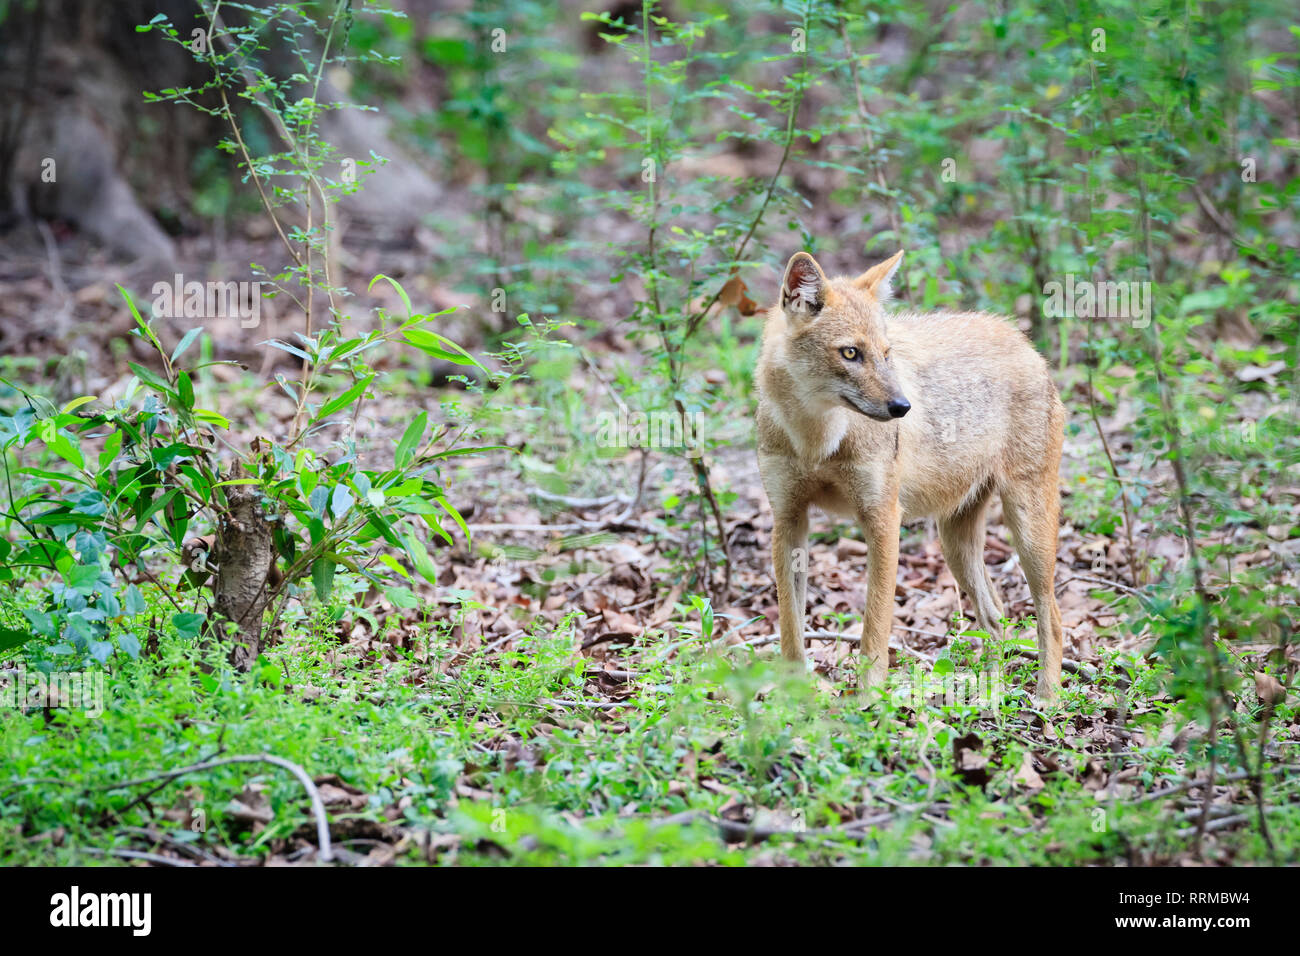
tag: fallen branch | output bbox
[1008,646,1096,681]
[1175,813,1251,839]
[482,629,526,654]
[79,846,198,867]
[468,519,679,541]
[1058,572,1142,597]
[656,808,894,843]
[529,489,631,511]
[467,522,589,533]
[734,630,933,665]
[1128,765,1297,805]
[118,826,237,868]
[102,753,333,863]
[541,697,627,711]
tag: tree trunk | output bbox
[211,473,276,670]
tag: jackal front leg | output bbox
[859,502,901,691]
[771,507,810,665]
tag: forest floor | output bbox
[1,200,1296,867]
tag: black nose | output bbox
[887,398,911,418]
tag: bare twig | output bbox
[79,846,198,867]
[1009,646,1095,680]
[655,808,894,843]
[1057,572,1141,597]
[102,753,333,863]
[1083,378,1143,587]
[118,826,237,867]
[529,489,630,511]
[481,629,526,654]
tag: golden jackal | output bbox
[756,251,1065,700]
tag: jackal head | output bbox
[777,250,910,422]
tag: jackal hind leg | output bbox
[999,477,1064,702]
[937,487,1005,641]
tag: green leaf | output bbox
[99,429,123,472]
[118,285,163,353]
[368,274,413,319]
[263,340,312,363]
[360,509,402,549]
[193,408,231,428]
[402,533,438,586]
[436,495,471,547]
[274,375,299,403]
[66,563,102,593]
[395,411,427,469]
[307,516,327,547]
[177,370,195,410]
[377,553,410,579]
[402,329,486,371]
[428,444,510,460]
[317,374,375,420]
[308,485,330,520]
[311,556,336,601]
[171,326,205,365]
[385,586,419,608]
[60,396,97,415]
[24,608,55,637]
[122,585,146,615]
[134,488,178,530]
[689,594,714,640]
[13,466,84,487]
[0,627,32,652]
[330,483,354,520]
[173,612,205,639]
[127,362,175,397]
[384,477,425,496]
[40,429,85,471]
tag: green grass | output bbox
[3,587,1293,866]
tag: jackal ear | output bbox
[853,250,904,300]
[781,252,826,318]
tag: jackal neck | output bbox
[761,364,851,462]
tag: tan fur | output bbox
[756,251,1066,700]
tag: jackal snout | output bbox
[837,355,909,421]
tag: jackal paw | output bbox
[779,651,808,672]
[1032,676,1060,706]
[858,665,889,697]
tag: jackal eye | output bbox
[839,346,860,361]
